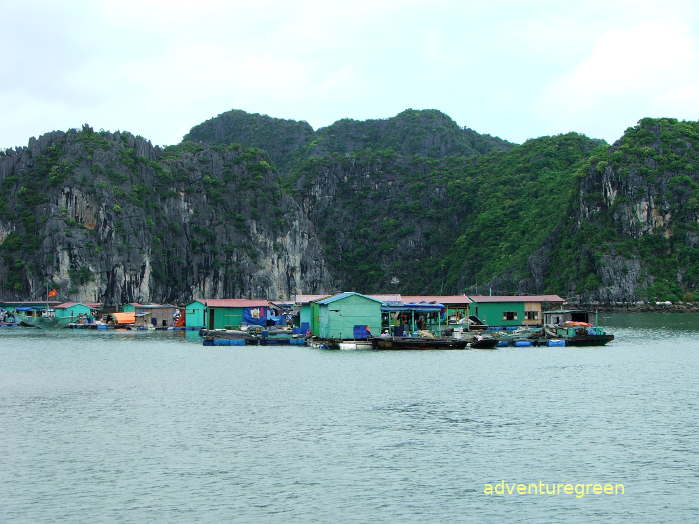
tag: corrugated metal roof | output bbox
[315,292,384,305]
[205,299,270,307]
[56,302,102,309]
[366,294,402,302]
[468,295,564,303]
[401,295,472,304]
[294,294,330,304]
[135,304,177,309]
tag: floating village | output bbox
[0,292,614,349]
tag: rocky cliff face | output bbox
[2,112,696,304]
[539,118,699,301]
[0,126,333,304]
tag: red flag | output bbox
[47,289,57,298]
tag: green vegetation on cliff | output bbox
[1,110,697,302]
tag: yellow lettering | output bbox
[494,480,505,495]
[593,483,602,494]
[615,483,625,495]
[484,484,493,495]
[528,483,539,495]
[563,484,573,495]
[517,484,527,494]
[574,484,585,499]
[603,484,614,494]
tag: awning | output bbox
[112,312,135,324]
[381,302,445,312]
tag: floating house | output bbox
[187,299,277,330]
[467,295,564,328]
[54,302,99,322]
[185,300,207,329]
[294,294,329,333]
[133,304,178,327]
[310,292,382,340]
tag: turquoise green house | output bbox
[311,292,382,340]
[468,295,564,328]
[185,300,207,328]
[191,299,273,330]
[54,302,93,321]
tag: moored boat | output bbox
[543,310,614,346]
[369,336,467,350]
[15,309,72,328]
[468,336,499,349]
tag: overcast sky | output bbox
[2,0,698,149]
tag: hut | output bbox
[185,300,207,329]
[133,304,178,328]
[199,299,276,330]
[311,292,382,340]
[294,294,329,333]
[54,302,94,323]
[467,295,564,328]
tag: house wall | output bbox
[523,302,543,325]
[55,304,92,319]
[208,307,244,329]
[299,304,311,328]
[320,294,382,339]
[311,303,321,336]
[185,301,206,328]
[137,306,177,327]
[471,302,525,327]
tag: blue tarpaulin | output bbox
[243,306,267,326]
[353,325,371,339]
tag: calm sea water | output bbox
[1,313,698,523]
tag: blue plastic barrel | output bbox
[514,340,533,347]
[213,339,245,346]
[496,340,509,347]
[547,339,566,347]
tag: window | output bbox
[503,311,517,321]
[525,311,538,320]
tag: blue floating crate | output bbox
[96,324,108,330]
[547,339,566,347]
[514,340,533,347]
[496,340,509,347]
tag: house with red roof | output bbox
[467,295,564,328]
[185,298,277,330]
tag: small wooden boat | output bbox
[369,336,467,350]
[543,310,614,346]
[468,337,499,349]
